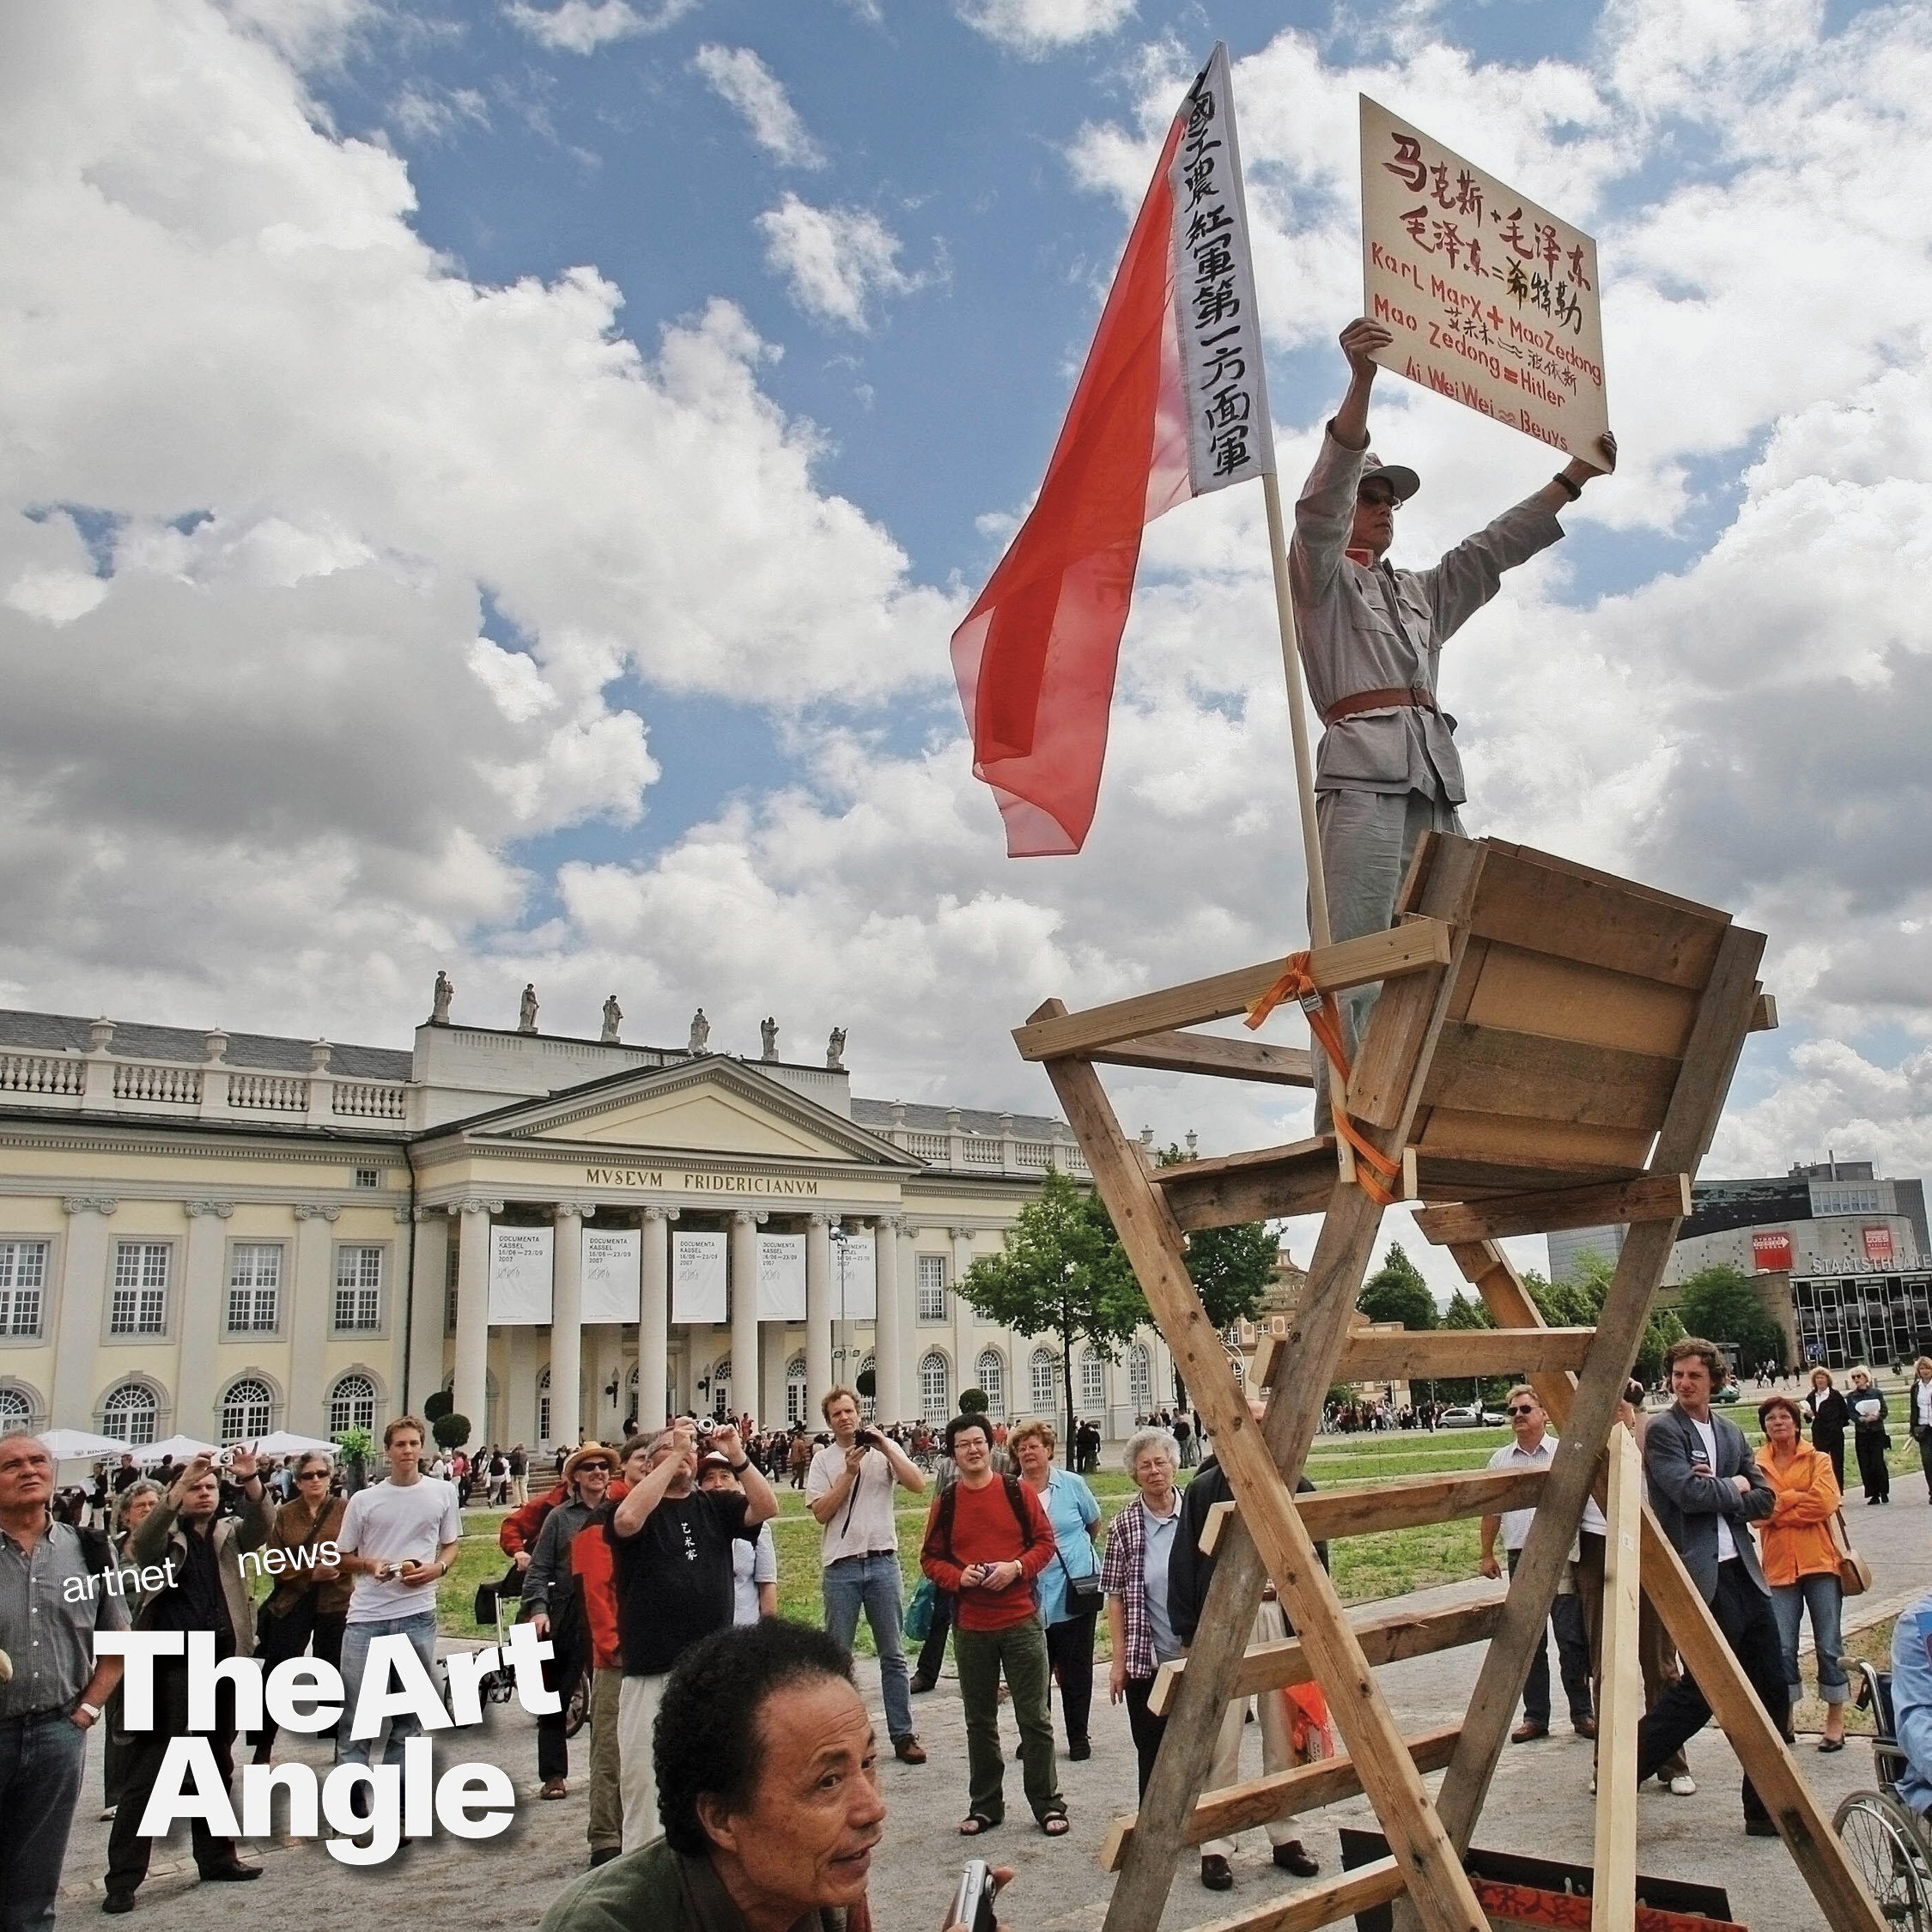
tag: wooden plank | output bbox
[1199,1467,1547,1558]
[1089,1029,1315,1087]
[1419,1023,1680,1132]
[1752,990,1777,1032]
[1013,919,1453,1062]
[1467,844,1728,990]
[1337,1327,1595,1383]
[1461,942,1698,1059]
[1413,1173,1692,1247]
[1150,1595,1506,1716]
[1182,1858,1406,1932]
[1431,920,1766,1859]
[1414,1104,1654,1178]
[1590,1429,1643,1932]
[1101,1725,1462,1868]
[1153,1138,1340,1231]
[1492,837,1734,925]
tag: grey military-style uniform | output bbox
[1288,426,1564,1114]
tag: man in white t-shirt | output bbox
[334,1415,463,1770]
[806,1386,928,1764]
[1478,1384,1607,1743]
[696,1453,776,1623]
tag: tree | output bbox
[1674,1265,1785,1375]
[1182,1219,1279,1330]
[432,1411,471,1451]
[423,1388,453,1425]
[958,1387,990,1416]
[1358,1242,1437,1331]
[956,1169,1145,1465]
[1436,1289,1496,1404]
[1538,1252,1685,1388]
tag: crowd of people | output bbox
[11,1346,1932,1929]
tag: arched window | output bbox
[1030,1346,1060,1415]
[329,1373,378,1439]
[919,1352,950,1425]
[1079,1352,1105,1413]
[858,1352,876,1421]
[786,1354,808,1426]
[975,1349,1005,1420]
[1128,1342,1152,1413]
[0,1385,32,1431]
[709,1356,730,1420]
[537,1365,551,1444]
[220,1377,273,1442]
[103,1382,159,1447]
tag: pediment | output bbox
[538,1086,853,1160]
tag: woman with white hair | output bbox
[1847,1366,1890,1504]
[1100,1427,1184,1795]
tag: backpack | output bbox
[928,1473,1039,1568]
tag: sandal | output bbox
[1041,1809,1071,1837]
[540,1779,569,1799]
[960,1813,1000,1837]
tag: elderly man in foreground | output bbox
[538,1619,1011,1932]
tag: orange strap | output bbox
[1242,952,1402,1209]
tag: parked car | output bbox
[1440,1404,1506,1429]
[1713,1381,1741,1404]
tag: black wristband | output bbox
[728,1460,750,1474]
[1552,471,1583,501]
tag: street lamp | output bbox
[829,1221,852,1402]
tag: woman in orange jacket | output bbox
[1755,1394,1848,1748]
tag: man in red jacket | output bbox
[501,1476,570,1571]
[920,1413,1067,1839]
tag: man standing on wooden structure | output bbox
[1291,314,1615,1118]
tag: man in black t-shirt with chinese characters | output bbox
[606,1419,777,1852]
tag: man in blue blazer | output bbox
[1634,1337,1790,1834]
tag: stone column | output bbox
[451,1199,501,1449]
[805,1213,835,1414]
[406,1206,450,1417]
[52,1198,117,1431]
[550,1204,586,1448]
[760,1315,788,1428]
[177,1201,233,1439]
[289,1205,340,1437]
[639,1206,675,1434]
[951,1227,977,1412]
[872,1216,903,1424]
[729,1209,763,1430]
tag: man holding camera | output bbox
[807,1388,928,1766]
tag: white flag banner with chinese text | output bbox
[1167,42,1274,500]
[581,1228,641,1324]
[756,1234,806,1322]
[832,1234,877,1322]
[671,1231,728,1325]
[1359,96,1609,463]
[488,1226,554,1327]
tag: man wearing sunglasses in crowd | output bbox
[1477,1385,1607,1744]
[1290,316,1615,1126]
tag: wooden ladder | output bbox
[1015,832,1885,1932]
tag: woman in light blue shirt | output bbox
[1014,1419,1101,1759]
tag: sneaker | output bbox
[1670,1774,1698,1796]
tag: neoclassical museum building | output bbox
[0,993,1176,1453]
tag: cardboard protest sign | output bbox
[1359,96,1610,465]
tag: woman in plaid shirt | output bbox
[1102,1427,1185,1794]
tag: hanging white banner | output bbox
[832,1234,877,1322]
[488,1226,554,1326]
[757,1234,806,1321]
[672,1231,728,1324]
[582,1228,641,1324]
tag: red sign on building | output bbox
[1751,1230,1794,1273]
[1863,1224,1896,1264]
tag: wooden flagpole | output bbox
[1261,467,1332,947]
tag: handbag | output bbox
[902,1577,938,1642]
[1056,1546,1103,1617]
[1827,1510,1872,1596]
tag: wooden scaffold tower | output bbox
[1016,832,1888,1932]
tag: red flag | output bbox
[951,44,1273,856]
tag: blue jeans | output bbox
[0,1711,87,1932]
[1771,1573,1848,1705]
[336,1610,441,1766]
[822,1554,914,1744]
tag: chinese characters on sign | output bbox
[1171,44,1274,494]
[1359,96,1610,464]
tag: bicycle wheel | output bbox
[562,1668,592,1738]
[1835,1790,1932,1929]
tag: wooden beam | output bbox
[1590,1429,1643,1932]
[1413,1173,1692,1247]
[1087,1029,1315,1087]
[1198,1467,1546,1555]
[1336,1327,1595,1383]
[1419,1022,1680,1132]
[1013,918,1453,1062]
[1752,989,1777,1031]
[1182,1858,1406,1932]
[1101,1724,1461,1868]
[1149,1595,1505,1716]
[1151,1137,1338,1231]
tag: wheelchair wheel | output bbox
[1835,1789,1932,1929]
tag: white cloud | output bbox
[504,0,697,55]
[955,0,1136,56]
[756,194,935,331]
[694,45,826,169]
[390,82,489,143]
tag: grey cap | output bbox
[1360,453,1420,500]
